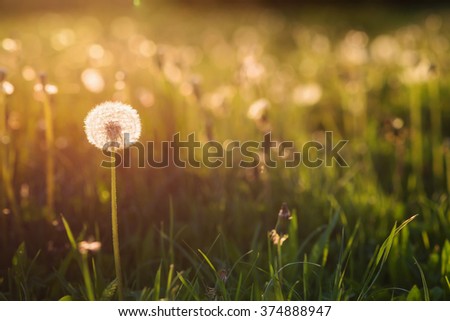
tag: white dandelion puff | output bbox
[84,101,141,150]
[1,81,14,95]
[247,98,270,121]
[292,83,322,107]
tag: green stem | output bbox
[42,95,55,222]
[428,79,443,187]
[277,241,283,283]
[169,196,174,265]
[111,151,123,300]
[446,149,450,197]
[276,241,285,300]
[81,253,95,301]
[0,88,22,239]
[409,84,423,192]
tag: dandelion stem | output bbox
[42,94,55,222]
[428,79,443,188]
[276,241,283,286]
[0,85,22,238]
[408,84,423,192]
[169,196,175,265]
[110,150,123,300]
[445,148,450,197]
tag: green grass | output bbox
[0,2,450,300]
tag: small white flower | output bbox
[84,101,141,150]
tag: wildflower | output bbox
[269,202,292,246]
[84,101,141,150]
[78,240,102,255]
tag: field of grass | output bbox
[0,1,450,300]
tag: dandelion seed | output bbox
[84,101,141,150]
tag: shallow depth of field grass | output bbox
[0,1,450,300]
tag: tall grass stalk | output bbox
[428,79,443,188]
[445,145,450,197]
[408,84,423,192]
[40,79,56,222]
[110,150,123,300]
[80,252,95,301]
[0,75,22,238]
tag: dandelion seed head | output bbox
[84,101,141,150]
[370,35,400,64]
[22,66,36,81]
[292,83,322,107]
[2,81,14,95]
[392,118,404,130]
[401,59,433,84]
[247,98,270,121]
[2,38,19,52]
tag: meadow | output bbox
[0,2,449,300]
